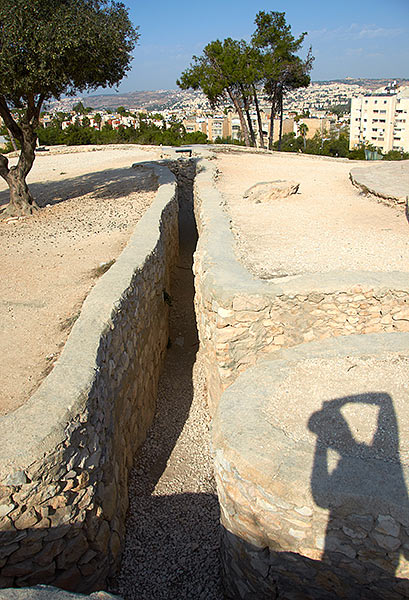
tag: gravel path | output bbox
[109,186,223,600]
[216,152,409,279]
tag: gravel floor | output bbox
[109,189,224,600]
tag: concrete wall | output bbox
[0,164,179,593]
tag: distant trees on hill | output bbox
[36,120,207,148]
[272,130,409,160]
[177,10,313,150]
[0,0,138,217]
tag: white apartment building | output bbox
[349,85,409,153]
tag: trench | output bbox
[109,160,224,600]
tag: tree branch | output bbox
[33,94,45,127]
[0,96,24,144]
[0,153,10,182]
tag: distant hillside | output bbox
[50,78,409,113]
[51,89,204,112]
[314,77,409,90]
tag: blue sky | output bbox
[114,0,409,91]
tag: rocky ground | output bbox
[0,145,160,415]
[216,153,409,279]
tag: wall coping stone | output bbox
[0,163,176,481]
[213,331,409,519]
[195,158,409,304]
[0,584,121,599]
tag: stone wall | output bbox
[193,158,409,411]
[193,155,409,598]
[213,333,409,600]
[0,164,179,593]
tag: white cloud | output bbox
[357,25,403,38]
[310,23,404,41]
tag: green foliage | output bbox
[51,111,71,128]
[64,123,94,145]
[73,101,86,115]
[320,132,350,157]
[252,12,313,101]
[214,136,246,146]
[347,147,366,160]
[382,150,409,161]
[273,130,370,160]
[0,0,139,105]
[328,101,351,117]
[178,38,251,108]
[36,120,208,148]
[0,0,139,214]
[252,11,313,148]
[37,124,65,146]
[273,132,303,152]
[183,131,208,144]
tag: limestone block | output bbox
[16,561,56,587]
[243,180,300,203]
[392,308,409,321]
[56,532,88,569]
[375,515,400,537]
[14,508,40,530]
[34,538,65,567]
[7,541,43,564]
[373,531,401,551]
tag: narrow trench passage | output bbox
[109,164,224,600]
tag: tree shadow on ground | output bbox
[0,164,157,209]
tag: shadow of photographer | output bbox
[308,392,409,595]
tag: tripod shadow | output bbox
[308,393,409,596]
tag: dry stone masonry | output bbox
[1,147,408,599]
[192,153,409,598]
[193,158,409,410]
[0,163,179,593]
[213,334,409,600]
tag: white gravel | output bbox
[109,189,223,600]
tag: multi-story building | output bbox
[349,84,409,153]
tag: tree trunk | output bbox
[6,170,38,216]
[240,84,256,147]
[0,126,39,217]
[278,90,284,152]
[228,89,251,147]
[6,128,18,151]
[268,84,277,150]
[253,84,265,149]
[245,106,256,147]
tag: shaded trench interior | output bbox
[108,158,409,600]
[108,159,223,599]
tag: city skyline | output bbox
[111,0,409,92]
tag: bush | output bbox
[34,119,209,148]
[382,150,409,161]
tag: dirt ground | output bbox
[0,144,160,416]
[216,152,409,279]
